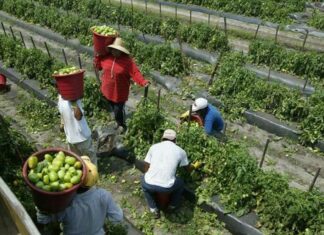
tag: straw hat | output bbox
[81,156,99,188]
[162,129,177,140]
[108,37,130,55]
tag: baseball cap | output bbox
[192,98,208,112]
[162,129,176,140]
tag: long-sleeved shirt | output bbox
[94,54,148,103]
[37,187,123,235]
[204,104,224,135]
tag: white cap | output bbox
[192,98,208,112]
[162,129,176,140]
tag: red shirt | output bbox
[94,54,148,103]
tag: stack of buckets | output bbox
[52,27,117,100]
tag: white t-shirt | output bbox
[58,95,91,144]
[144,141,189,188]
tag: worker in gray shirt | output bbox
[36,156,123,235]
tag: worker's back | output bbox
[144,141,188,188]
[58,187,123,235]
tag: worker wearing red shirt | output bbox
[94,37,149,131]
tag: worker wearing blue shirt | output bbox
[36,156,123,235]
[192,98,224,135]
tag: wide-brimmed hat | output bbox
[81,156,99,187]
[192,98,208,112]
[162,129,177,140]
[108,37,130,55]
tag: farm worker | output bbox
[36,156,123,235]
[93,37,150,132]
[191,97,224,136]
[141,129,201,219]
[58,95,97,166]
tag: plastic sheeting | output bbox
[245,64,315,95]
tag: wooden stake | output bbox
[223,122,227,135]
[144,85,149,99]
[159,3,162,18]
[175,5,177,19]
[9,26,15,40]
[189,10,192,24]
[30,36,36,48]
[157,89,161,112]
[223,17,227,36]
[308,168,321,192]
[44,42,51,57]
[62,48,68,65]
[275,25,279,43]
[302,29,309,50]
[208,14,210,25]
[254,24,260,39]
[78,54,82,69]
[208,52,222,85]
[187,105,192,130]
[302,75,309,92]
[1,22,7,36]
[259,139,270,168]
[145,0,147,13]
[19,31,26,48]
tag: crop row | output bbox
[249,40,324,86]
[1,0,188,77]
[211,52,324,145]
[124,100,324,235]
[161,0,312,26]
[30,0,230,52]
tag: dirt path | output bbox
[106,0,324,52]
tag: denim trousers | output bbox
[141,176,184,209]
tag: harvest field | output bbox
[0,0,323,234]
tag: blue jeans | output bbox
[141,176,184,210]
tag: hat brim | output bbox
[108,45,130,55]
[192,105,199,112]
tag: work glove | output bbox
[192,161,203,170]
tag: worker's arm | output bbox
[36,207,65,224]
[71,101,83,121]
[105,191,124,223]
[93,55,103,71]
[204,114,214,135]
[142,147,153,173]
[128,58,149,87]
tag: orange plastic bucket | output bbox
[53,70,85,101]
[155,192,171,210]
[190,114,204,126]
[22,148,87,213]
[92,31,116,56]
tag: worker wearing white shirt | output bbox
[141,129,197,219]
[58,95,97,165]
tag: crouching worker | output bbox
[58,95,97,166]
[190,98,224,137]
[36,156,123,235]
[141,129,200,219]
